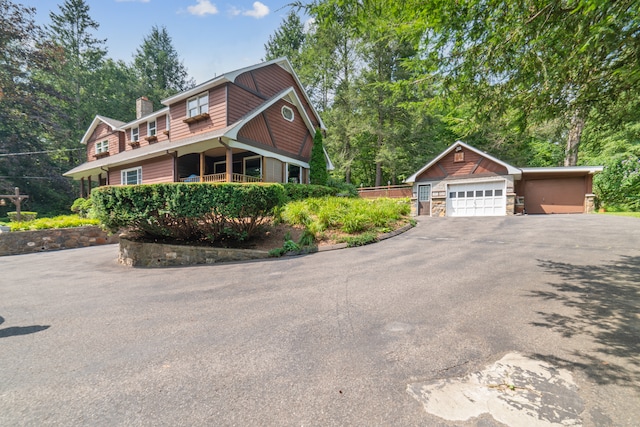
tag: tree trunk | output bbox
[564,111,585,166]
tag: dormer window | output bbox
[187,92,208,118]
[282,105,294,122]
[148,119,156,136]
[95,140,109,154]
[132,126,139,142]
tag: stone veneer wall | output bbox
[431,197,446,217]
[0,226,118,256]
[585,194,596,213]
[119,238,270,267]
[506,193,516,215]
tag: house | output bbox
[405,141,603,217]
[64,58,332,195]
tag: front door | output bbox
[418,184,431,216]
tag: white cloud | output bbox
[187,0,219,16]
[242,2,269,19]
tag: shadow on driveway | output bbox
[0,315,50,338]
[528,255,640,390]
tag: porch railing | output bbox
[179,173,263,183]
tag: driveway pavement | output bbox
[1,215,639,426]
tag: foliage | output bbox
[0,0,75,216]
[280,196,411,239]
[268,238,303,257]
[264,10,306,65]
[7,211,38,222]
[281,183,338,201]
[594,154,640,211]
[133,25,195,109]
[9,214,99,231]
[70,197,94,218]
[325,177,358,197]
[338,231,378,247]
[310,128,329,185]
[92,183,286,243]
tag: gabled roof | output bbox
[65,125,235,179]
[225,87,315,139]
[160,57,325,130]
[120,107,169,129]
[80,115,126,145]
[405,140,522,183]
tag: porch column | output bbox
[199,152,205,183]
[87,175,92,195]
[80,178,85,198]
[226,146,233,183]
[98,173,102,188]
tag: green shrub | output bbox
[279,196,411,243]
[91,183,286,243]
[9,215,100,231]
[326,177,359,197]
[281,183,338,201]
[310,128,328,185]
[594,154,640,211]
[7,211,37,222]
[70,197,94,218]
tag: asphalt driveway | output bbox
[1,215,639,426]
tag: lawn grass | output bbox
[280,196,412,246]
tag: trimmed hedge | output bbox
[281,183,339,201]
[92,183,286,242]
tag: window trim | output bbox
[121,166,142,185]
[148,119,156,136]
[187,92,209,118]
[95,140,109,154]
[281,105,295,122]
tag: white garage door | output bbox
[447,181,506,217]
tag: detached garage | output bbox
[406,141,602,217]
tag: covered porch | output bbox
[175,142,307,184]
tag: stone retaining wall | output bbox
[0,226,118,256]
[119,238,270,267]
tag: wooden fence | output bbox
[357,185,413,199]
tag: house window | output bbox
[95,140,109,154]
[454,151,464,162]
[131,127,139,142]
[287,163,301,183]
[148,119,156,136]
[418,185,430,201]
[121,167,142,185]
[187,92,208,118]
[282,105,294,122]
[244,156,262,178]
[166,114,170,130]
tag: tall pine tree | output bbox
[133,25,195,109]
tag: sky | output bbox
[20,0,302,84]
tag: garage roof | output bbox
[405,141,522,183]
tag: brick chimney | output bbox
[136,96,153,119]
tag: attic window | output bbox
[95,140,108,154]
[282,105,294,122]
[187,92,208,118]
[454,151,464,162]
